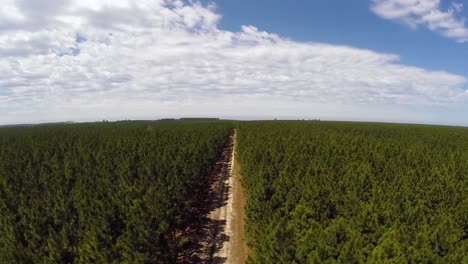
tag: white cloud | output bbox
[371,0,468,42]
[0,0,467,125]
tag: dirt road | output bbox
[185,129,247,263]
[178,130,248,264]
[226,131,249,263]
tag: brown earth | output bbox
[179,129,247,264]
[228,132,249,263]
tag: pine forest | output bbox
[1,120,467,263]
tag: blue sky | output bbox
[208,0,468,77]
[0,0,467,126]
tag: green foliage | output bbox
[0,121,233,263]
[237,121,468,263]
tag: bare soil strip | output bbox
[180,129,246,263]
[227,131,249,263]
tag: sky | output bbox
[0,0,467,126]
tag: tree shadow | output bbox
[178,132,235,263]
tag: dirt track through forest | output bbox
[178,130,248,264]
[186,129,247,263]
[227,131,249,263]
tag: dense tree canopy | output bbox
[0,121,233,263]
[2,120,467,263]
[237,121,468,263]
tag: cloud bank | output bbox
[0,0,467,124]
[371,0,468,42]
